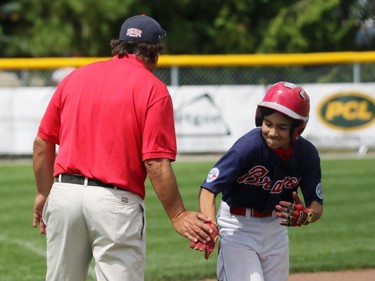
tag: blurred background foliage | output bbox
[0,0,374,57]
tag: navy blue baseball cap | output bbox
[119,14,166,44]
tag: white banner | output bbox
[0,83,374,155]
[302,83,375,149]
[169,85,265,152]
[0,87,54,154]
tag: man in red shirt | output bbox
[33,14,212,281]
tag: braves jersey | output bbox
[202,128,323,211]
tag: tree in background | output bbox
[355,0,375,50]
[0,1,21,56]
[0,0,373,57]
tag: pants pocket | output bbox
[138,202,146,240]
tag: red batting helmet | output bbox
[255,81,310,140]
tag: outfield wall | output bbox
[0,83,374,155]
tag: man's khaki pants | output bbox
[42,181,146,281]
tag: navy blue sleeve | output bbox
[201,148,243,195]
[298,140,324,207]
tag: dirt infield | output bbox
[199,268,375,281]
[288,269,375,281]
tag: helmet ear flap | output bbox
[290,120,306,141]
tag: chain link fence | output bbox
[0,55,375,87]
[155,63,375,86]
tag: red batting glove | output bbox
[276,192,313,227]
[190,222,219,259]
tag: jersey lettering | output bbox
[237,165,300,194]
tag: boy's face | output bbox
[262,111,293,150]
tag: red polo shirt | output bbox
[38,55,176,199]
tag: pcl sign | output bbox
[318,92,375,131]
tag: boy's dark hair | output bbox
[258,107,303,137]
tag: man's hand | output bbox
[171,210,213,243]
[33,193,47,234]
[276,191,313,227]
[190,221,219,259]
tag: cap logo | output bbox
[126,28,142,38]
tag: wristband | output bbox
[304,209,313,225]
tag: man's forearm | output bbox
[145,158,186,219]
[33,136,55,196]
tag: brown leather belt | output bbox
[229,207,273,218]
[55,174,116,189]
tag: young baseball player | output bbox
[191,81,324,281]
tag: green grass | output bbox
[288,158,375,273]
[0,157,375,280]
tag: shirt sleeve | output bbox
[201,148,243,195]
[37,86,62,144]
[142,95,177,161]
[299,146,324,207]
